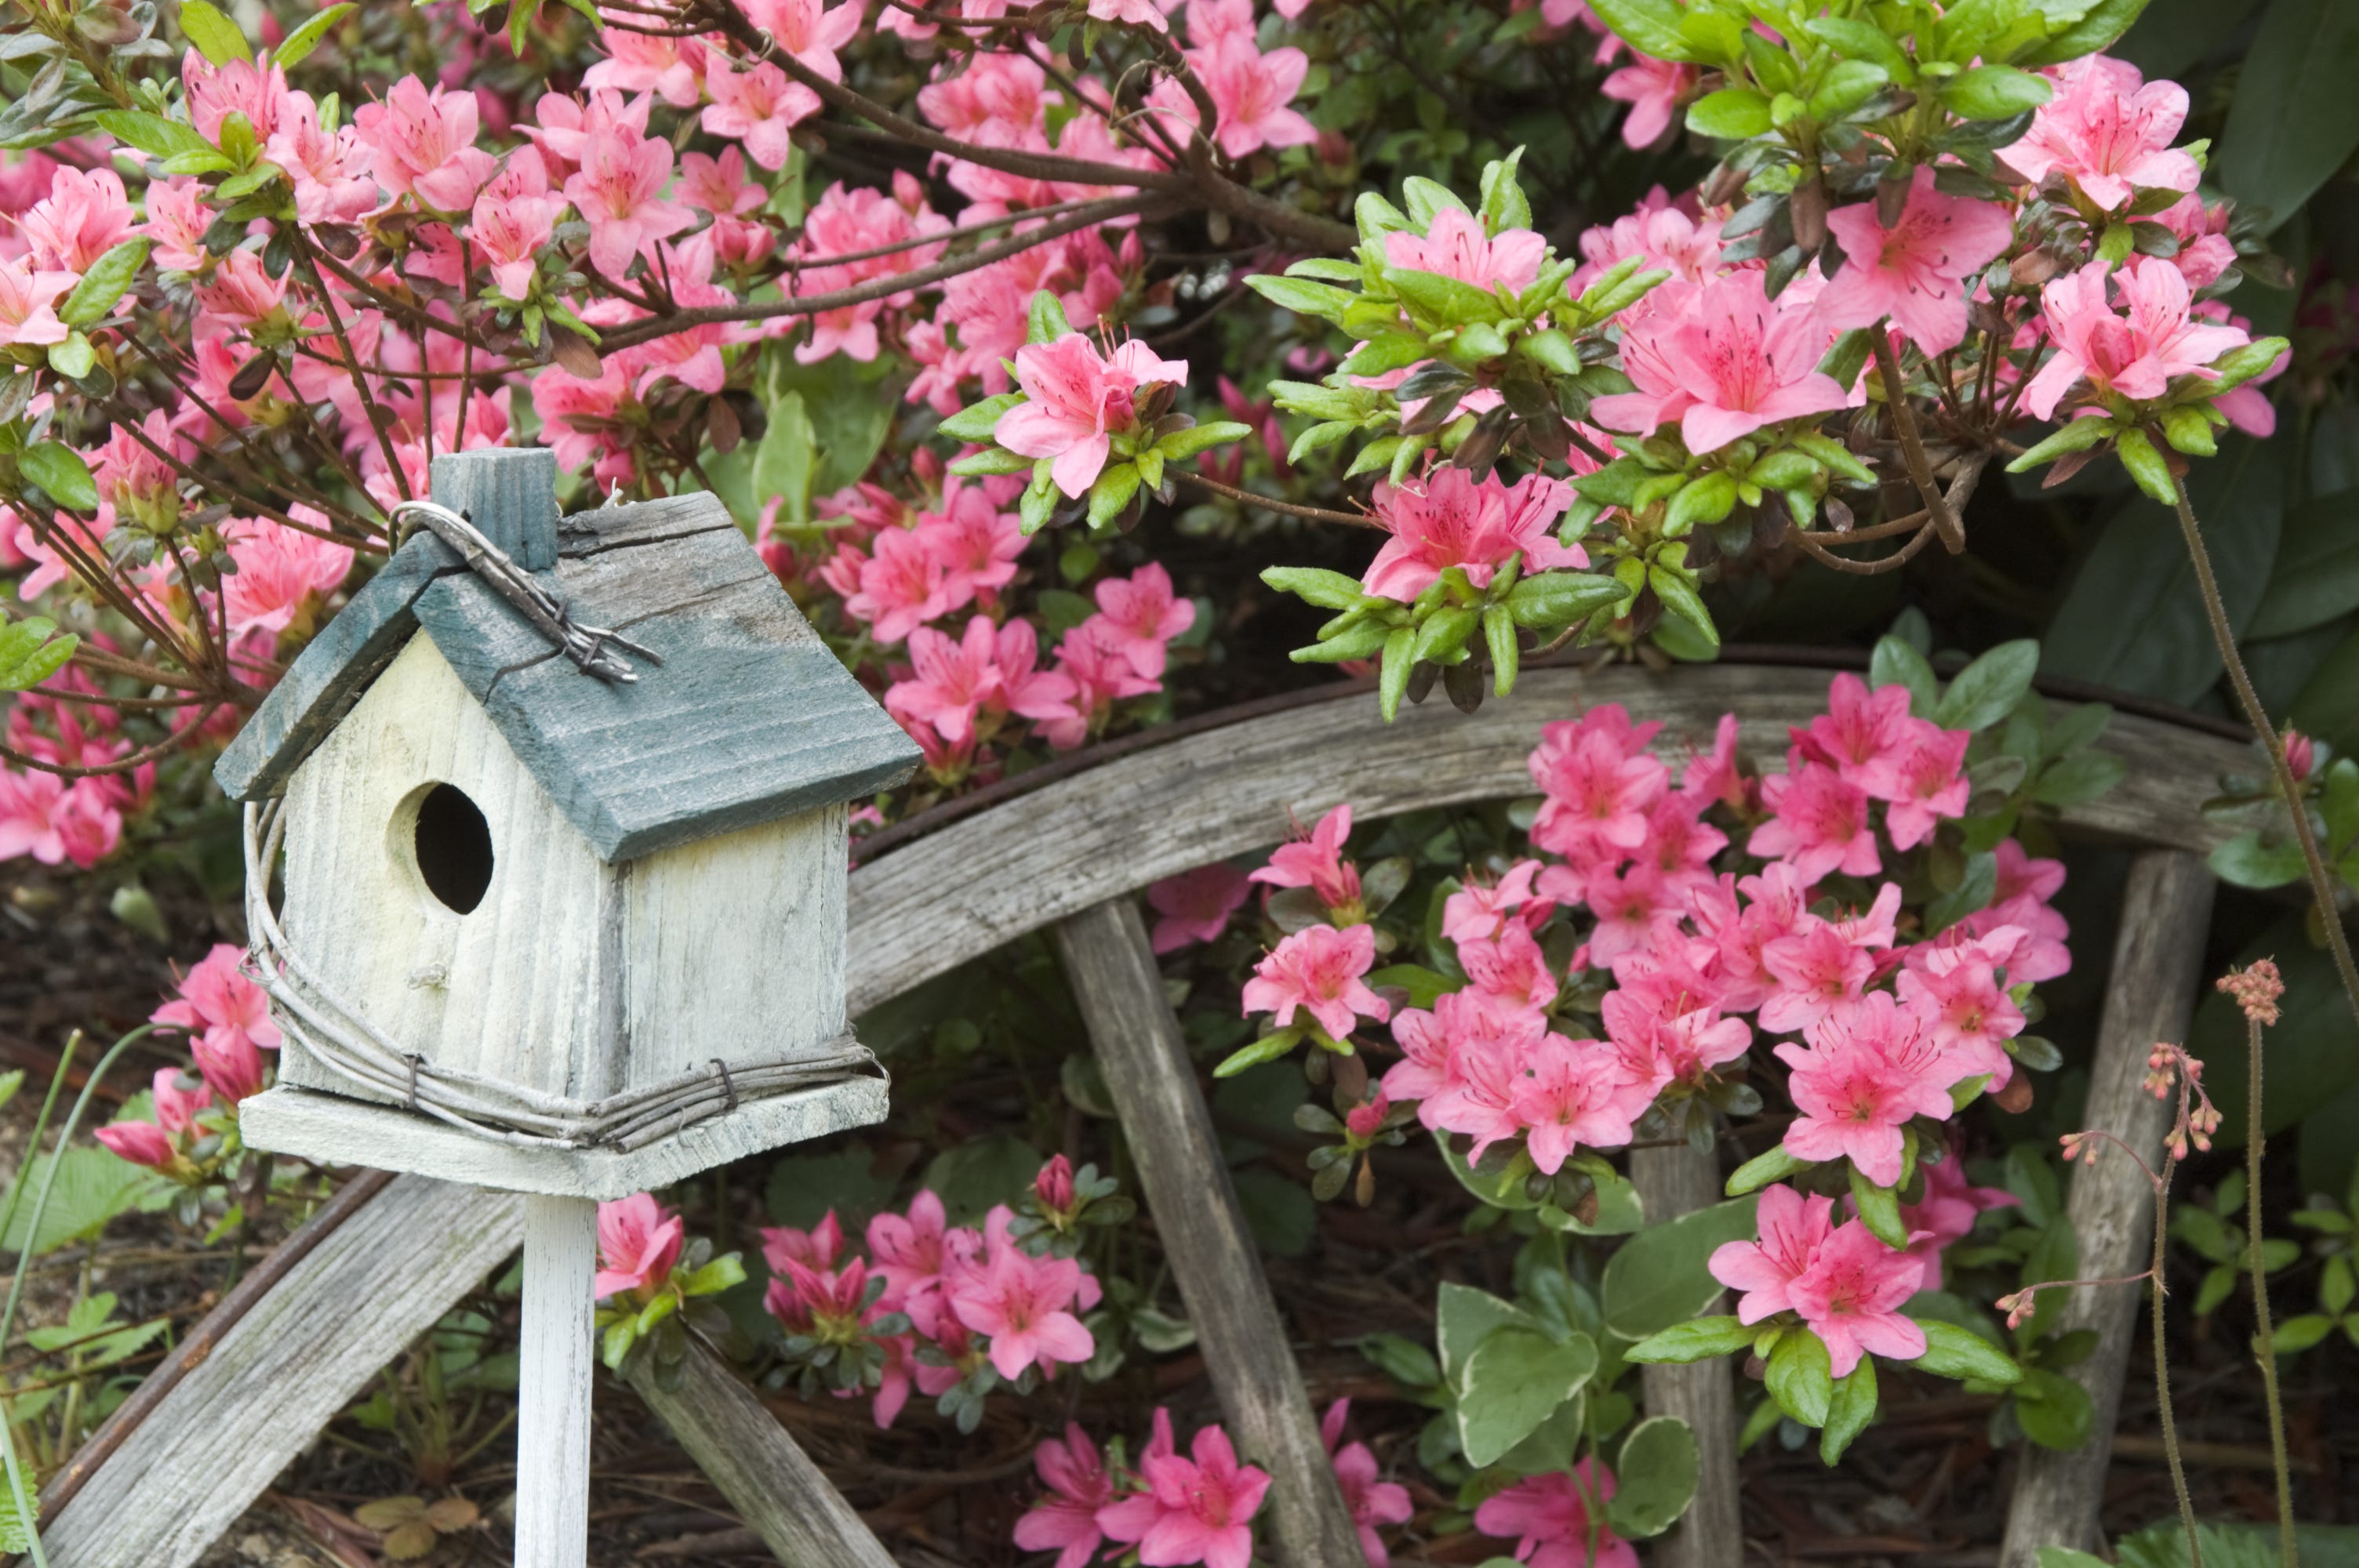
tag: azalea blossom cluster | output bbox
[1229,669,2073,1385]
[756,1156,1107,1430]
[96,942,280,1178]
[1016,1399,1409,1568]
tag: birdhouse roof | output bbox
[215,481,919,863]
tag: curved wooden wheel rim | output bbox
[39,662,2258,1567]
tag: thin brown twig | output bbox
[1174,470,1379,528]
[1874,328,1965,554]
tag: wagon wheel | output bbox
[32,661,2252,1568]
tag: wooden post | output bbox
[628,1341,902,1568]
[1999,851,2215,1566]
[1628,1141,1741,1568]
[516,1195,599,1568]
[1052,899,1369,1568]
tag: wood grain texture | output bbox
[276,634,615,1102]
[38,1175,523,1568]
[241,1077,890,1202]
[212,530,464,804]
[431,448,559,571]
[1052,900,1368,1568]
[1998,851,2215,1567]
[1628,1141,1739,1568]
[516,1196,598,1568]
[847,664,2252,1015]
[627,1342,901,1568]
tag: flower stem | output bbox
[2152,1150,2201,1568]
[2243,1014,2297,1567]
[2172,473,2359,1036]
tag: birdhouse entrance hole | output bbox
[408,782,494,915]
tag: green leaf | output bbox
[1939,64,2052,119]
[1804,16,1911,76]
[1648,564,1719,648]
[179,0,252,63]
[1820,1359,1877,1463]
[1869,633,1939,716]
[2114,427,2176,506]
[765,1144,899,1232]
[1436,1282,1543,1383]
[1686,87,1773,139]
[921,1133,1043,1227]
[2005,416,2116,474]
[1934,638,2040,731]
[1505,570,1627,630]
[1913,1318,2024,1384]
[1215,1032,1300,1077]
[1585,0,1697,59]
[751,390,815,524]
[2207,831,2306,889]
[19,441,97,511]
[947,448,1036,478]
[1087,461,1142,528]
[92,110,216,162]
[1381,267,1504,328]
[1155,421,1253,461]
[2214,0,2359,232]
[1457,1328,1598,1467]
[0,1472,36,1552]
[1623,1315,1756,1364]
[3,1146,164,1255]
[1378,626,1413,721]
[2030,750,2125,806]
[1727,1145,1812,1196]
[1026,289,1073,344]
[45,334,93,380]
[1808,59,1891,120]
[1399,176,1470,229]
[2020,0,2150,66]
[2012,1365,2097,1450]
[1850,1164,1908,1250]
[2248,490,2359,638]
[273,2,355,68]
[1765,1328,1834,1426]
[1607,1417,1699,1537]
[1263,566,1370,611]
[1600,1196,1761,1339]
[939,391,1026,444]
[1245,274,1358,323]
[0,611,77,691]
[59,238,148,328]
[763,350,897,498]
[1478,147,1533,236]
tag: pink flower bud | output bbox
[1345,1094,1390,1142]
[2284,729,2315,782]
[1034,1154,1076,1215]
[96,1120,176,1171]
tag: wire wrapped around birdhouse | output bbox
[240,799,881,1149]
[388,499,662,685]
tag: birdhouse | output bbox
[222,448,921,1201]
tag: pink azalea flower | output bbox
[1895,1148,2019,1291]
[1787,1218,1928,1377]
[1776,993,1960,1186]
[1384,206,1549,294]
[563,114,696,279]
[1459,920,1560,1022]
[153,1066,212,1135]
[1249,802,1361,910]
[1241,923,1389,1041]
[1088,563,1194,680]
[1758,919,1874,1036]
[1997,55,2198,212]
[1090,0,1172,26]
[1602,53,1693,149]
[583,27,707,107]
[1798,672,1921,795]
[1441,859,1547,945]
[191,1028,266,1104]
[1895,933,2026,1087]
[739,0,863,82]
[1509,1033,1656,1173]
[0,256,77,349]
[1710,1181,1837,1323]
[1474,1461,1638,1568]
[140,176,213,273]
[1594,270,1850,454]
[1528,704,1668,867]
[996,334,1190,499]
[1582,861,1684,966]
[1155,34,1316,160]
[1817,169,2014,355]
[20,167,135,274]
[181,48,291,142]
[1576,191,1722,291]
[700,58,823,171]
[1322,1400,1412,1568]
[1147,862,1253,953]
[1749,760,1880,884]
[867,1189,959,1337]
[221,509,354,639]
[354,75,497,212]
[1016,1425,1116,1568]
[152,942,281,1062]
[947,1211,1096,1378]
[846,524,955,644]
[886,615,1011,746]
[2022,256,2249,421]
[96,1120,176,1171]
[2154,194,2238,292]
[594,1193,685,1300]
[1964,839,2070,982]
[1098,1419,1271,1568]
[765,1210,846,1273]
[0,768,121,869]
[1879,724,1971,850]
[470,149,568,300]
[264,99,378,227]
[1361,468,1583,604]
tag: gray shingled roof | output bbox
[215,473,919,863]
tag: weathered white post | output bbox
[216,448,919,1563]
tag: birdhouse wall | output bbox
[278,633,616,1103]
[276,632,852,1109]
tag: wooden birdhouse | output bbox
[222,448,921,1201]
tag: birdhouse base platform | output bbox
[240,1076,890,1201]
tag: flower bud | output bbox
[2284,728,2314,782]
[1034,1153,1076,1216]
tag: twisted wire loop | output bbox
[242,800,881,1151]
[388,499,663,684]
